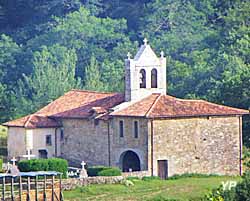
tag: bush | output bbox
[142,176,161,181]
[87,166,110,176]
[97,167,121,176]
[203,172,250,201]
[18,158,68,178]
[0,158,3,170]
[235,171,250,200]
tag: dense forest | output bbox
[0,0,249,144]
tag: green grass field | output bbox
[63,176,241,201]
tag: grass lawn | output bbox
[63,176,241,201]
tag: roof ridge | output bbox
[145,94,162,118]
[70,89,121,95]
[24,115,33,128]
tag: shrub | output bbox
[97,167,121,176]
[235,171,250,200]
[87,166,110,176]
[142,176,160,181]
[0,158,3,170]
[203,172,250,201]
[18,158,68,178]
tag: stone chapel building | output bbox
[4,39,249,178]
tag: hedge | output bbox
[18,158,68,178]
[97,167,121,176]
[87,166,121,177]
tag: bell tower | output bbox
[125,39,167,102]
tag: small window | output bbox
[151,68,158,88]
[119,120,124,137]
[60,128,64,141]
[134,121,139,138]
[139,69,146,88]
[46,135,52,146]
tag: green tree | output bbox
[14,45,80,117]
[84,56,104,91]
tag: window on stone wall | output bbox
[46,135,52,146]
[119,120,124,137]
[134,121,139,138]
[60,128,64,141]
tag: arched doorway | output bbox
[120,150,141,172]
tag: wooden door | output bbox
[158,160,168,179]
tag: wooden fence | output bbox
[0,171,63,201]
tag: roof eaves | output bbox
[150,113,247,119]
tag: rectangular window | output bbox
[134,121,139,138]
[46,135,52,146]
[60,128,64,141]
[119,120,124,137]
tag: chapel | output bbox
[4,39,248,178]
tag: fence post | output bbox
[11,177,14,201]
[59,174,63,201]
[2,177,5,201]
[35,176,38,201]
[19,176,23,201]
[52,175,55,201]
[43,175,47,201]
[27,177,31,201]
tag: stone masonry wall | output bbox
[110,117,149,171]
[62,176,124,190]
[151,116,241,176]
[61,119,109,166]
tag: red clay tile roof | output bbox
[37,90,124,118]
[110,94,249,118]
[3,114,61,129]
[4,90,249,128]
[4,90,124,128]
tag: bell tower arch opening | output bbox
[151,68,158,88]
[139,69,146,88]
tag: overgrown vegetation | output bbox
[0,1,249,146]
[18,158,68,178]
[203,172,250,201]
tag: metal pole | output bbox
[11,177,14,201]
[19,176,23,201]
